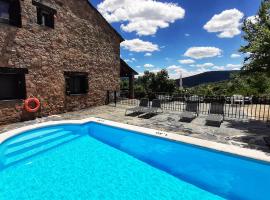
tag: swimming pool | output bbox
[0,118,270,200]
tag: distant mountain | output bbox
[176,70,239,88]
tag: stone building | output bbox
[0,0,130,125]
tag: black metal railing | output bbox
[113,91,270,121]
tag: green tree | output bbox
[134,84,146,98]
[135,70,176,97]
[152,70,176,93]
[120,78,129,90]
[136,71,155,94]
[240,0,270,75]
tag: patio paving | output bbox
[1,105,270,154]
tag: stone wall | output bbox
[0,0,122,125]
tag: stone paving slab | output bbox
[0,105,270,153]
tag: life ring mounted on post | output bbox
[24,97,41,113]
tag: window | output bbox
[33,0,56,28]
[65,72,89,95]
[0,0,22,27]
[37,7,54,28]
[0,1,9,22]
[0,68,28,101]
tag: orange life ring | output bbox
[24,98,41,113]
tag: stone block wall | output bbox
[0,0,122,125]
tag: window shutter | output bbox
[0,72,26,100]
[9,0,22,27]
[37,7,42,25]
[36,8,54,28]
[64,73,89,95]
[48,13,54,28]
[17,73,26,99]
[84,76,89,93]
[65,76,71,95]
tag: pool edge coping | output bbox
[1,117,270,163]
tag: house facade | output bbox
[0,0,124,125]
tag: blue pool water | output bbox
[0,123,269,200]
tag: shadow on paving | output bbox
[225,120,270,152]
[225,119,270,135]
[138,113,158,119]
[125,112,143,117]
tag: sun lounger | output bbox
[179,101,199,122]
[141,99,163,114]
[205,102,225,127]
[125,98,149,115]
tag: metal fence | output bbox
[108,91,270,122]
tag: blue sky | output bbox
[91,0,261,78]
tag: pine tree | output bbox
[240,0,270,75]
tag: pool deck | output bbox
[1,105,270,154]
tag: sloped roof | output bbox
[120,59,138,77]
[85,1,124,42]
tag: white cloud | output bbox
[166,65,208,79]
[231,53,241,58]
[212,63,242,71]
[98,0,185,36]
[196,63,214,68]
[121,39,159,52]
[203,9,244,38]
[136,72,145,78]
[167,65,180,70]
[124,59,132,63]
[212,66,225,71]
[144,64,154,68]
[124,57,136,63]
[184,47,222,59]
[246,52,252,56]
[149,68,162,74]
[247,15,258,24]
[185,33,190,37]
[178,59,195,64]
[144,53,152,57]
[226,64,242,69]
